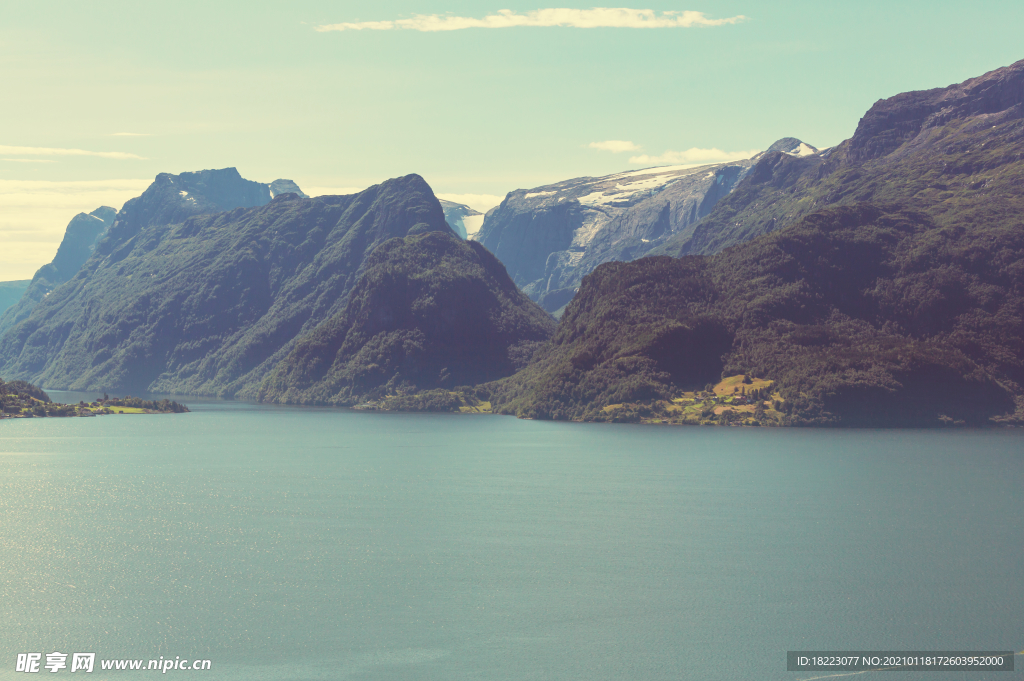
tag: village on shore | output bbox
[1,379,188,418]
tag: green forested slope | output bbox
[258,231,555,405]
[489,204,1022,426]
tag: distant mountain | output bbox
[0,207,116,335]
[438,199,482,239]
[0,281,30,317]
[258,231,555,405]
[473,147,813,312]
[0,174,454,397]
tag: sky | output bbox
[2,1,1023,279]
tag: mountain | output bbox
[0,174,456,397]
[0,281,30,317]
[488,203,1021,426]
[97,168,273,258]
[0,207,116,335]
[473,149,797,312]
[439,199,483,239]
[0,170,308,336]
[484,59,1024,426]
[258,231,555,405]
[654,58,1024,257]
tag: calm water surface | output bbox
[1,399,1022,680]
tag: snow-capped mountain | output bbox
[475,139,822,312]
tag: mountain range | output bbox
[2,58,1023,426]
[0,171,549,399]
[0,169,310,337]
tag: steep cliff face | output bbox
[0,175,455,397]
[269,179,308,198]
[258,231,555,405]
[0,207,116,335]
[651,149,829,257]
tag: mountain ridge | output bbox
[0,174,457,397]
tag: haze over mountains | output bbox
[0,170,306,336]
[2,58,1024,426]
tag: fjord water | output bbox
[1,402,1021,681]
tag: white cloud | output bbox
[588,140,640,153]
[0,179,151,279]
[317,9,746,32]
[435,193,504,213]
[0,145,146,160]
[628,147,761,165]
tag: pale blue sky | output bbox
[2,1,1023,277]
